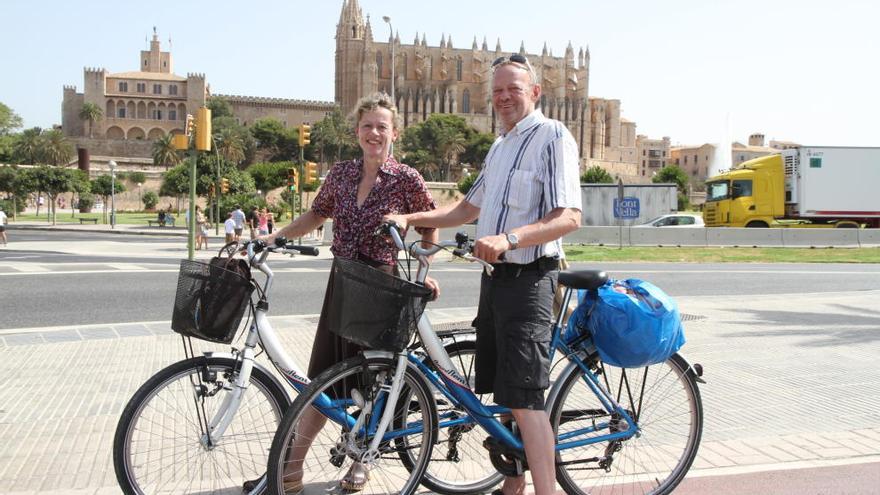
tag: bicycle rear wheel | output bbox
[266,355,437,495]
[113,355,289,495]
[551,353,702,495]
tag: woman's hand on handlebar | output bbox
[382,214,408,232]
[424,275,440,301]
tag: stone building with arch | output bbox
[62,29,206,143]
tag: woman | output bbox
[257,93,438,493]
[257,207,270,236]
[196,206,210,250]
[267,209,275,234]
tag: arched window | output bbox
[376,51,383,78]
[456,58,463,81]
[402,53,408,78]
[462,89,471,113]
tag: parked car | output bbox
[633,213,705,228]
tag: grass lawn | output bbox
[564,245,880,263]
[16,211,162,225]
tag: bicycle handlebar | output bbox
[378,221,494,274]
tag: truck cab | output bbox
[702,154,785,227]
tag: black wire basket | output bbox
[171,258,255,344]
[328,258,433,352]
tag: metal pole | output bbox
[617,177,624,250]
[109,160,117,229]
[188,148,197,261]
[297,147,304,245]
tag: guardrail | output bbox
[565,226,880,248]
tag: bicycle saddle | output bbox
[558,270,608,291]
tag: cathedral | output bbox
[334,0,641,175]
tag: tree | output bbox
[215,127,247,168]
[142,190,159,210]
[41,129,74,166]
[457,172,478,195]
[126,171,147,185]
[91,174,127,223]
[207,97,233,119]
[312,108,357,164]
[0,102,23,135]
[79,103,103,138]
[250,118,300,162]
[0,166,25,217]
[30,166,83,224]
[460,132,496,169]
[13,127,44,164]
[581,166,614,184]
[400,114,483,181]
[152,134,182,170]
[247,161,291,197]
[652,164,691,210]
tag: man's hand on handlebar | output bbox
[473,233,511,264]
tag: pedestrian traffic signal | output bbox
[220,177,230,194]
[172,133,189,151]
[287,167,299,191]
[305,161,319,184]
[298,124,311,147]
[185,114,195,136]
[195,107,212,151]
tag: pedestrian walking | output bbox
[195,206,209,250]
[385,54,582,495]
[257,208,270,236]
[0,207,8,246]
[231,205,246,242]
[223,212,236,244]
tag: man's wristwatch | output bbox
[505,232,519,250]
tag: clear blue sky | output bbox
[2,0,877,147]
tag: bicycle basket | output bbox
[328,257,433,352]
[171,258,255,344]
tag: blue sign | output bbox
[614,197,640,219]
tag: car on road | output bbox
[633,213,705,228]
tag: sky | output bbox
[2,0,878,147]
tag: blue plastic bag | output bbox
[566,278,685,368]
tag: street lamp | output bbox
[109,160,117,229]
[382,15,395,156]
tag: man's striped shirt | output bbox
[464,110,581,264]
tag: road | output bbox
[1,229,880,493]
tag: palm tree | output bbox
[13,127,44,164]
[79,103,103,138]
[152,134,181,170]
[41,129,74,166]
[216,128,246,168]
[313,108,356,163]
[436,128,467,181]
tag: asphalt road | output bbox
[2,230,880,330]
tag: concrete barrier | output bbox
[781,229,860,248]
[858,229,880,247]
[706,228,784,247]
[566,226,628,246]
[630,228,707,247]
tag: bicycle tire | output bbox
[551,352,703,495]
[266,355,437,495]
[399,338,504,494]
[113,355,289,495]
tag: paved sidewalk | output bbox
[1,290,879,493]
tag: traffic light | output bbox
[298,123,311,147]
[220,177,230,194]
[185,114,195,136]
[287,167,299,191]
[305,161,319,184]
[172,133,188,151]
[195,107,212,151]
[209,183,216,197]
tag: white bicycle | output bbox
[111,239,479,495]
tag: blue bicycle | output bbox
[266,227,705,495]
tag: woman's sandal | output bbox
[340,461,370,492]
[241,476,303,494]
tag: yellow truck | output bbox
[703,146,880,228]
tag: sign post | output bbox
[613,179,641,249]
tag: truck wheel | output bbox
[745,221,769,228]
[834,221,859,228]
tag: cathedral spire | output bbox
[578,47,584,68]
[495,38,502,54]
[542,42,548,57]
[482,36,488,51]
[414,31,419,45]
[440,33,446,49]
[472,36,478,50]
[519,41,525,55]
[447,34,453,49]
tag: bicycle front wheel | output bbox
[266,355,437,495]
[113,355,289,495]
[551,353,703,495]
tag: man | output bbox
[0,207,8,246]
[385,54,581,495]
[247,205,259,239]
[230,204,246,242]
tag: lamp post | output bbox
[109,160,117,229]
[382,15,395,156]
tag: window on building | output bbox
[136,83,146,93]
[649,160,661,168]
[662,150,666,157]
[169,109,177,121]
[118,81,128,92]
[642,149,646,156]
[456,58,463,81]
[649,149,661,158]
[152,109,162,120]
[117,108,126,118]
[684,156,688,164]
[694,154,698,163]
[376,52,383,78]
[462,89,471,113]
[169,85,178,95]
[153,84,162,95]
